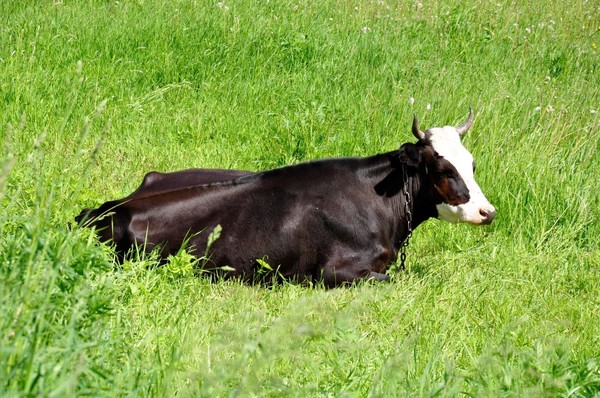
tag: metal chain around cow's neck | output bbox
[399,165,412,271]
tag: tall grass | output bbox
[1,0,599,396]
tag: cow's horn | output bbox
[456,107,474,136]
[412,114,426,141]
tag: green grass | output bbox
[1,0,599,396]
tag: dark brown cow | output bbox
[77,109,495,287]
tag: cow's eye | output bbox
[445,171,456,179]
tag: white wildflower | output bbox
[534,106,542,112]
[545,76,551,82]
[591,109,597,114]
[525,27,531,34]
[546,105,554,112]
[409,97,415,105]
[217,1,229,11]
[426,103,431,111]
[361,26,371,34]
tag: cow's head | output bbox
[400,108,496,225]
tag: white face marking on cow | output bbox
[428,126,496,225]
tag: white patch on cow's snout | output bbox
[428,126,495,225]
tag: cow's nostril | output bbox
[479,208,495,224]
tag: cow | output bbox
[76,108,495,287]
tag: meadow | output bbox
[1,0,599,396]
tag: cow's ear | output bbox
[398,143,421,168]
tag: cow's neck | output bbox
[404,164,438,232]
[370,152,437,250]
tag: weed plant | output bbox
[1,0,599,396]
